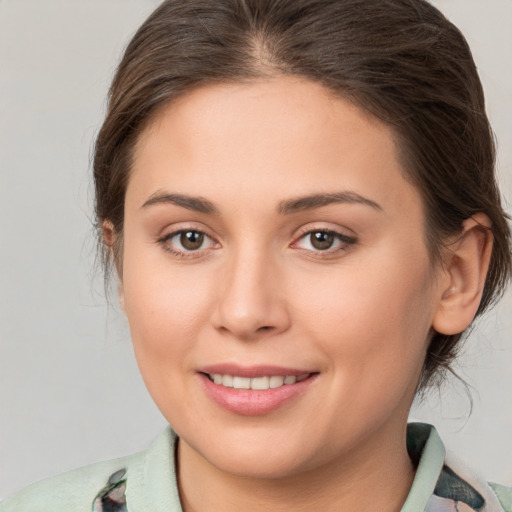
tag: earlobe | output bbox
[432,214,493,335]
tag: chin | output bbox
[182,425,319,479]
[209,448,312,480]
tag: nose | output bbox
[211,248,291,341]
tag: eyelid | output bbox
[291,225,358,254]
[157,223,220,258]
[294,222,355,237]
[157,219,221,242]
[293,223,357,242]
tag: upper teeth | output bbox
[209,373,310,390]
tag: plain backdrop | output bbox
[1,0,511,499]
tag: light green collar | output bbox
[401,423,446,512]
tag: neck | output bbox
[177,421,415,512]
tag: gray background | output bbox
[1,0,511,499]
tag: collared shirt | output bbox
[1,423,511,511]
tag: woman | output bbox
[2,0,511,511]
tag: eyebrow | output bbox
[141,190,382,215]
[142,193,219,214]
[277,191,382,214]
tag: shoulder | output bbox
[440,442,512,512]
[406,423,512,512]
[489,483,512,512]
[0,454,137,512]
[0,427,179,512]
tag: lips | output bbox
[198,364,318,416]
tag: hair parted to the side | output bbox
[93,0,511,390]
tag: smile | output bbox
[199,366,318,415]
[206,373,311,390]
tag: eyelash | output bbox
[292,228,357,257]
[158,228,218,259]
[158,227,357,259]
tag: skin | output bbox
[112,76,492,512]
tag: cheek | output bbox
[125,285,210,348]
[293,246,435,378]
[120,243,216,368]
[121,264,218,424]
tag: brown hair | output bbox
[93,0,511,389]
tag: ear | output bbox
[102,220,116,249]
[102,221,125,312]
[432,213,493,335]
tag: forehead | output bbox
[136,77,386,167]
[129,77,423,221]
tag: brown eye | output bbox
[309,231,335,250]
[180,231,204,250]
[293,229,356,255]
[161,228,218,257]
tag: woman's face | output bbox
[121,77,445,478]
